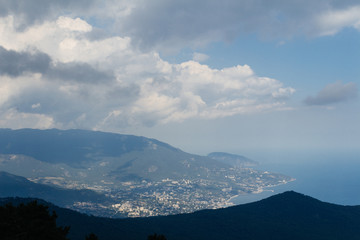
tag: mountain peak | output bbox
[0,128,178,166]
[262,190,322,204]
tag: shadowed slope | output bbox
[2,191,360,240]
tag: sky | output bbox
[0,0,359,156]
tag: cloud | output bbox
[0,108,55,129]
[304,81,358,106]
[56,16,92,32]
[0,10,295,130]
[0,46,51,76]
[114,0,360,52]
[315,5,360,36]
[0,45,113,83]
[48,62,114,84]
[0,0,95,29]
[100,61,295,126]
[192,52,209,62]
[2,1,360,52]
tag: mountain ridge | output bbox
[207,152,258,167]
[0,128,179,167]
[0,171,113,215]
[0,128,293,217]
[2,191,360,240]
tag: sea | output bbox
[231,150,360,206]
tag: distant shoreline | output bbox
[227,179,296,206]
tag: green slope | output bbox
[0,171,114,216]
[0,128,176,167]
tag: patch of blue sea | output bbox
[231,150,360,206]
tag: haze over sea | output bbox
[232,149,360,206]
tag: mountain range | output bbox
[2,191,360,240]
[0,128,293,217]
[207,152,258,167]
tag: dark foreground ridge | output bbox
[2,191,360,240]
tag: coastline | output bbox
[227,179,296,206]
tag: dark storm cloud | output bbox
[48,62,114,83]
[107,85,141,104]
[0,0,95,29]
[118,0,360,51]
[0,46,113,83]
[0,46,51,77]
[304,81,358,106]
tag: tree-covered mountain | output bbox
[2,191,360,240]
[0,171,115,217]
[0,128,244,181]
[0,128,177,167]
[0,128,293,217]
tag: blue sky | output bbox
[0,0,359,156]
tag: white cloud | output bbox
[0,108,56,129]
[192,52,209,62]
[0,13,295,130]
[272,87,296,99]
[31,103,41,109]
[56,16,92,32]
[316,6,360,36]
